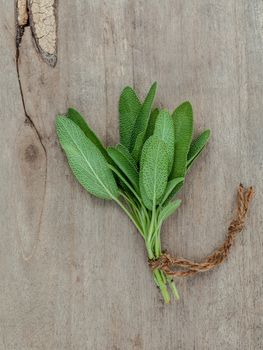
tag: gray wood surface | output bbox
[1,1,262,349]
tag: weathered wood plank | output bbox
[0,1,262,349]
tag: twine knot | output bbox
[149,184,254,277]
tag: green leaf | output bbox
[67,108,110,163]
[139,135,151,168]
[138,139,154,209]
[171,101,193,178]
[119,87,141,149]
[140,136,169,204]
[145,108,159,140]
[109,145,138,195]
[109,164,140,201]
[187,129,211,169]
[56,117,118,200]
[140,181,153,210]
[131,82,158,160]
[153,109,174,173]
[158,200,181,224]
[165,172,185,203]
[131,132,145,162]
[107,146,139,192]
[160,177,184,205]
[138,137,155,209]
[115,144,137,170]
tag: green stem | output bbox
[146,235,171,304]
[152,223,180,302]
[167,277,180,300]
[115,194,179,303]
[154,269,170,304]
[114,197,145,239]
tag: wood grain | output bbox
[0,1,262,349]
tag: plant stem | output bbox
[117,193,180,303]
[114,197,145,238]
[154,269,170,304]
[167,277,180,300]
[147,222,180,302]
[146,232,171,303]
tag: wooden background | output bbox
[0,1,262,349]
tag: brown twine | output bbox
[149,184,254,277]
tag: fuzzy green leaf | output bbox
[140,181,154,210]
[140,136,169,203]
[161,180,184,205]
[56,117,118,200]
[115,144,138,170]
[158,200,181,224]
[171,102,193,178]
[109,164,139,200]
[145,108,159,140]
[160,177,184,205]
[119,87,141,149]
[187,129,211,169]
[67,108,110,163]
[131,82,157,160]
[107,146,139,191]
[138,138,154,209]
[131,132,145,162]
[139,130,157,168]
[140,135,170,207]
[153,109,174,173]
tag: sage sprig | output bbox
[56,82,210,303]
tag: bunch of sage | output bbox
[56,82,210,303]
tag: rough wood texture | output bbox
[16,0,57,66]
[1,1,262,349]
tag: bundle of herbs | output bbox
[56,82,210,303]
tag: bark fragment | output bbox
[29,0,57,66]
[17,0,28,26]
[16,0,57,67]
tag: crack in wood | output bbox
[15,53,48,261]
[15,24,48,262]
[16,0,57,66]
[15,48,47,160]
[14,120,47,262]
[15,1,55,261]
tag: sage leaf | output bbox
[145,108,159,140]
[119,87,141,149]
[67,108,110,162]
[107,146,139,191]
[131,132,145,162]
[171,101,193,178]
[187,129,211,169]
[116,144,137,170]
[158,200,181,224]
[140,180,154,210]
[140,136,169,204]
[131,82,157,161]
[109,164,139,201]
[139,132,155,167]
[153,109,174,173]
[56,117,119,200]
[138,139,154,209]
[160,177,184,205]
